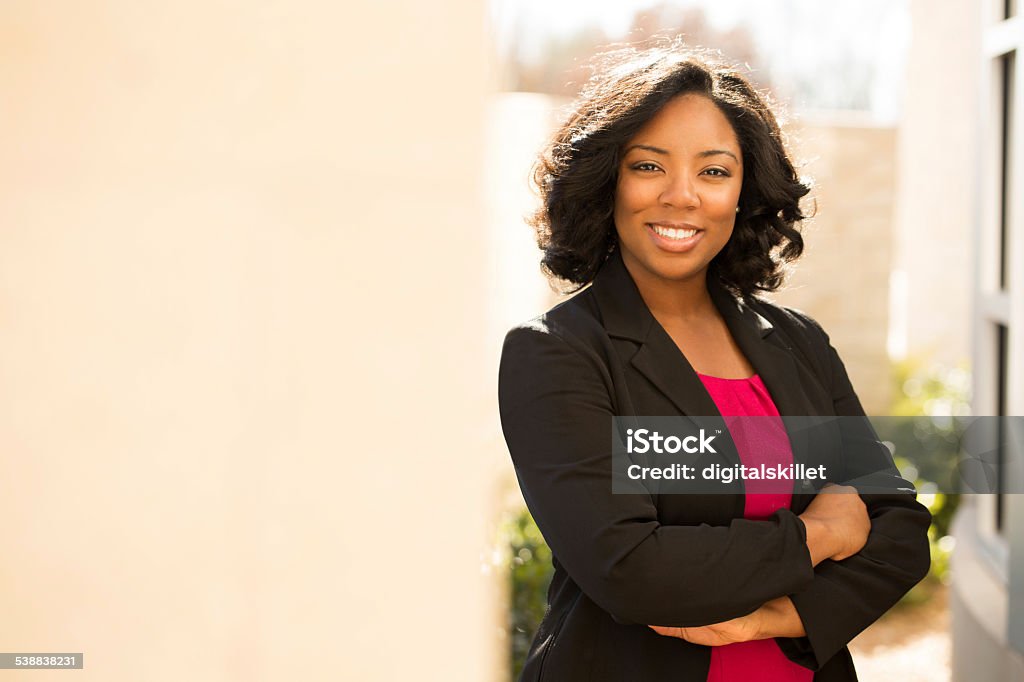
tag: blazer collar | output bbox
[591,249,775,343]
[590,249,814,419]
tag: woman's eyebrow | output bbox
[699,149,740,162]
[624,145,739,163]
[624,144,669,155]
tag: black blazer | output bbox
[498,249,931,681]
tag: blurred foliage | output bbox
[496,1,882,110]
[501,4,764,97]
[499,508,553,681]
[881,357,971,605]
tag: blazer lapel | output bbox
[591,253,737,474]
[709,279,818,497]
[708,279,817,417]
[630,328,722,417]
[592,250,722,418]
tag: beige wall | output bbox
[779,117,898,415]
[889,0,980,366]
[0,2,500,680]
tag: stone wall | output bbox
[764,116,897,415]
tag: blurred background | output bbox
[0,0,1021,680]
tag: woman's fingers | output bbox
[649,624,687,638]
[648,623,735,646]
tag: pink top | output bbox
[698,373,813,682]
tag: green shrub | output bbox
[500,508,553,681]
[885,357,970,603]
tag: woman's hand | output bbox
[648,597,806,645]
[648,610,764,646]
[798,483,870,565]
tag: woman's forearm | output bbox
[755,597,806,639]
[648,595,806,645]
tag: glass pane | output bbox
[1000,53,1014,290]
[996,324,1008,531]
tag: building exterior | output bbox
[950,0,1024,679]
[777,115,898,416]
[0,2,501,680]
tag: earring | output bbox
[735,206,741,214]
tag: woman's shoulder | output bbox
[498,286,621,388]
[503,286,608,350]
[743,295,837,382]
[747,296,832,344]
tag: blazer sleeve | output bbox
[774,313,933,670]
[498,323,816,627]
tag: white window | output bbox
[976,0,1024,651]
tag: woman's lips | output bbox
[645,223,704,253]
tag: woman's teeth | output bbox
[650,224,698,240]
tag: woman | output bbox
[498,45,931,681]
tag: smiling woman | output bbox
[529,49,809,301]
[614,94,743,290]
[499,43,931,682]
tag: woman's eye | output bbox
[632,162,660,172]
[703,168,730,177]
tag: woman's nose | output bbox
[659,174,700,209]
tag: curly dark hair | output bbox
[529,43,811,296]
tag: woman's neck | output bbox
[622,258,717,323]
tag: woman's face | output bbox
[613,93,743,288]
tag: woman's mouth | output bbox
[646,223,704,252]
[651,224,698,239]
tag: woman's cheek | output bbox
[615,180,646,213]
[710,189,742,224]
